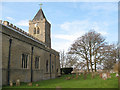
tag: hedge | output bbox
[61,67,73,74]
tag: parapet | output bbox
[0,20,46,46]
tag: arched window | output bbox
[52,61,54,72]
[37,27,39,34]
[35,56,40,69]
[22,54,28,69]
[34,28,36,34]
[46,60,48,72]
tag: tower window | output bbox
[34,28,36,34]
[37,27,39,34]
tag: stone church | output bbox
[0,7,60,85]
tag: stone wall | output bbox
[45,20,51,48]
[1,21,60,85]
[29,19,46,44]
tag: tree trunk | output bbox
[89,43,93,72]
[94,60,96,72]
[94,53,97,72]
[87,59,89,72]
[90,59,93,72]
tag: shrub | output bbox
[61,68,73,74]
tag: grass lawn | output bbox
[3,73,118,88]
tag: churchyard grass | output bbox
[3,73,118,88]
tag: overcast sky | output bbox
[1,2,118,52]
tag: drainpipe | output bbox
[31,47,34,82]
[50,54,51,78]
[55,55,56,77]
[7,38,12,85]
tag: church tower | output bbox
[29,8,51,48]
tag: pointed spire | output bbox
[33,8,46,21]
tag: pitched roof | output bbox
[33,8,46,21]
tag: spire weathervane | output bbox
[39,3,43,9]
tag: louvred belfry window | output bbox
[37,27,39,34]
[34,28,36,34]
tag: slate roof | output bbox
[33,8,46,21]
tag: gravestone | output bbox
[99,73,102,78]
[36,84,39,87]
[28,82,32,86]
[9,80,13,87]
[116,73,119,77]
[16,79,20,86]
[102,73,107,80]
[66,77,71,80]
[107,72,111,78]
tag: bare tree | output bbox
[60,50,66,68]
[68,30,107,72]
[102,44,117,71]
[75,61,86,70]
[60,50,79,68]
[65,54,78,68]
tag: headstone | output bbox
[116,73,119,77]
[16,79,20,86]
[66,77,71,80]
[110,70,114,73]
[107,72,111,78]
[102,73,107,80]
[36,84,39,87]
[99,73,102,78]
[9,80,13,87]
[28,82,32,86]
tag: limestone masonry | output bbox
[0,8,60,85]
